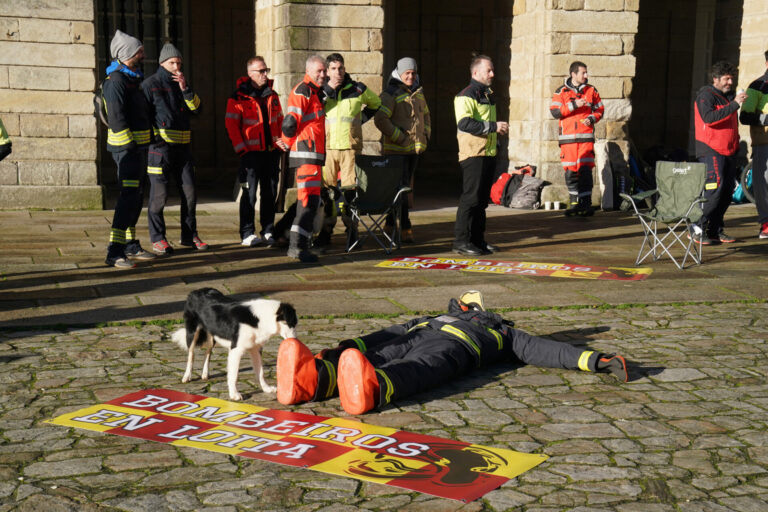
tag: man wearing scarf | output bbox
[102,30,155,268]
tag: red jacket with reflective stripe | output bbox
[225,77,284,155]
[282,74,326,167]
[694,85,740,157]
[549,79,604,145]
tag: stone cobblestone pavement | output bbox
[1,199,768,510]
[1,303,768,511]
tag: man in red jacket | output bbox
[692,61,748,245]
[225,56,288,248]
[281,55,328,263]
[550,61,604,216]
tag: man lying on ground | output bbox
[276,291,628,415]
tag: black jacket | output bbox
[103,66,153,152]
[142,67,200,144]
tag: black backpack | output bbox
[93,81,109,127]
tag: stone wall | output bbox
[0,1,101,209]
[256,0,384,155]
[509,0,639,204]
[737,0,768,151]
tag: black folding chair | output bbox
[346,155,410,254]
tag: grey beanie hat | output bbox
[396,57,418,77]
[159,42,183,64]
[110,29,143,62]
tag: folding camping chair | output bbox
[620,160,707,270]
[345,154,410,254]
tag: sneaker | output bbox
[687,232,713,246]
[596,353,628,382]
[152,239,174,256]
[759,222,768,239]
[125,246,156,260]
[716,230,736,243]
[241,234,262,247]
[276,338,318,405]
[105,255,135,269]
[337,348,379,415]
[459,290,485,311]
[402,228,414,243]
[287,247,319,263]
[263,232,276,247]
[180,236,209,251]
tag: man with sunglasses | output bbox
[225,56,288,248]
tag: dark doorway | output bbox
[383,0,513,199]
[95,0,255,204]
[628,0,743,161]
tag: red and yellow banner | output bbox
[47,389,547,502]
[377,257,652,281]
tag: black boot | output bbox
[576,196,595,217]
[564,194,580,217]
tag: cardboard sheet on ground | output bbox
[47,389,547,502]
[378,257,652,281]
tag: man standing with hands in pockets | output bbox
[452,54,508,256]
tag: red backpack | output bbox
[490,165,536,205]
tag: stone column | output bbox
[255,0,384,154]
[0,1,101,209]
[508,0,639,204]
[736,0,768,146]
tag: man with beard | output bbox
[374,57,431,243]
[691,61,748,245]
[143,42,207,255]
[314,53,380,248]
[281,55,328,263]
[452,54,508,256]
[225,56,288,248]
[550,61,604,217]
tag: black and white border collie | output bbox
[171,288,298,401]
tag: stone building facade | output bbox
[0,0,766,210]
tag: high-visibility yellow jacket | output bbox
[323,74,380,152]
[454,79,498,162]
[374,73,430,155]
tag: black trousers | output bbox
[289,194,320,250]
[109,146,147,256]
[239,150,280,239]
[315,322,590,406]
[147,143,197,243]
[385,154,419,229]
[565,168,594,204]
[698,152,738,236]
[453,156,496,246]
[0,143,10,162]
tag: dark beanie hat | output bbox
[159,42,183,64]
